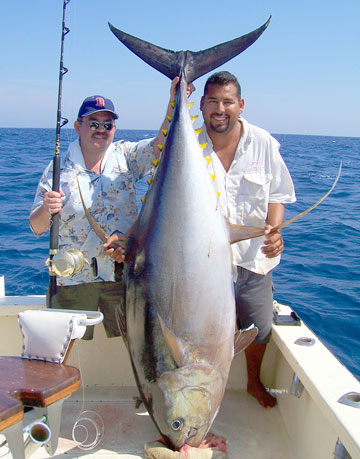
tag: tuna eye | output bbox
[171,418,184,431]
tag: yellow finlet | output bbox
[161,129,168,136]
[140,196,146,203]
[157,144,163,151]
[200,142,207,150]
[170,101,175,108]
[188,102,194,109]
[152,159,159,166]
[204,156,212,164]
[191,115,199,122]
[166,115,172,121]
[217,191,221,197]
[146,177,153,185]
[210,173,216,181]
[195,128,202,136]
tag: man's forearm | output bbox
[266,203,285,228]
[29,205,50,235]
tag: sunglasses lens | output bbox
[89,121,99,130]
[103,122,114,131]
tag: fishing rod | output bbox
[48,0,71,307]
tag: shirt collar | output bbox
[201,117,252,159]
[236,117,252,156]
[67,138,114,173]
[67,139,86,170]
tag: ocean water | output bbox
[0,128,359,380]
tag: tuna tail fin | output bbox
[108,17,271,83]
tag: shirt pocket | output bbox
[242,171,272,200]
[237,172,272,225]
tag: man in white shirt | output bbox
[199,71,296,408]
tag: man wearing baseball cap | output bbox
[29,80,183,339]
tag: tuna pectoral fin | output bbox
[271,161,342,234]
[228,162,341,242]
[159,316,187,367]
[228,222,265,244]
[234,325,258,357]
[109,17,270,83]
[76,175,127,250]
[76,175,108,243]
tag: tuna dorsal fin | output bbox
[234,325,258,357]
[159,316,188,367]
[109,17,271,83]
[228,221,265,244]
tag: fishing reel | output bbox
[46,249,89,277]
[46,249,99,277]
[46,246,103,278]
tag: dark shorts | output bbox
[234,267,273,344]
[47,268,125,340]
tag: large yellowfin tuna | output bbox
[106,19,271,450]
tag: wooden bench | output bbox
[0,357,81,458]
[0,356,81,407]
[0,309,103,458]
[0,388,23,432]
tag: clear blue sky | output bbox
[1,0,359,137]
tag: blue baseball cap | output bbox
[78,95,119,119]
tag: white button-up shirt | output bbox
[199,117,296,275]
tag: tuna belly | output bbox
[144,211,235,363]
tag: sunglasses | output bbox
[84,120,115,131]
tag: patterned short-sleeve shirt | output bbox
[31,138,155,285]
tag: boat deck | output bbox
[0,387,293,458]
[1,297,359,458]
